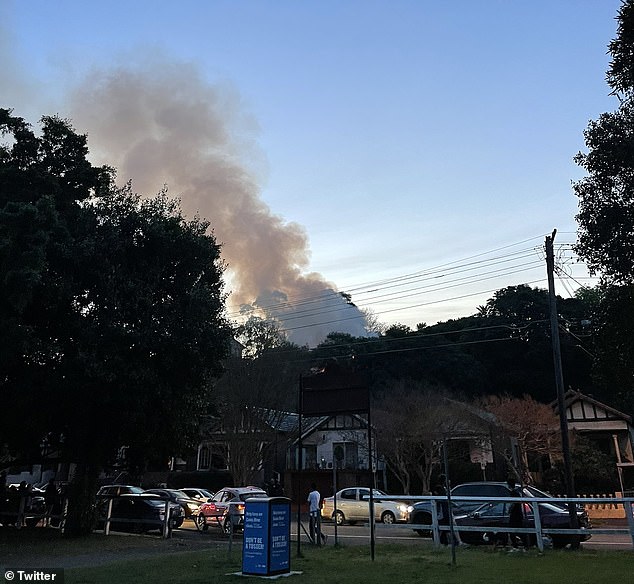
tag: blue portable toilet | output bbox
[242,496,291,576]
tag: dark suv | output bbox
[96,484,184,529]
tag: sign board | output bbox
[269,501,291,573]
[242,497,290,576]
[300,370,369,415]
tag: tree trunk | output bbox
[63,463,98,538]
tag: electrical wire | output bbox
[227,235,598,336]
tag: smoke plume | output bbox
[67,58,369,346]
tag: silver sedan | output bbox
[321,487,409,525]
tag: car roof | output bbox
[454,482,509,487]
[222,486,266,494]
[182,487,214,495]
[118,493,163,502]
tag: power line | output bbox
[227,245,552,320]
[226,236,598,336]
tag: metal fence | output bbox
[0,496,68,529]
[99,496,174,539]
[376,494,634,552]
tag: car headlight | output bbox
[406,505,414,513]
[398,505,408,513]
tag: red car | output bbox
[196,486,267,533]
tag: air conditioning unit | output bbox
[327,462,333,469]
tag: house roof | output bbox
[198,409,326,437]
[553,389,632,424]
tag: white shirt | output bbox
[307,489,321,513]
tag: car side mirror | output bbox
[471,512,479,519]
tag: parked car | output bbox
[144,488,201,520]
[96,493,182,534]
[408,481,565,529]
[321,487,409,525]
[180,488,214,502]
[96,485,184,528]
[197,486,268,533]
[407,481,591,547]
[0,484,46,528]
[451,482,581,515]
[452,499,591,548]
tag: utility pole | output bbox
[545,230,579,537]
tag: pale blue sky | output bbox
[1,1,620,337]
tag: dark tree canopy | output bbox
[312,284,596,405]
[587,284,634,415]
[607,0,634,96]
[574,1,634,283]
[0,110,231,475]
[573,102,634,282]
[572,2,634,416]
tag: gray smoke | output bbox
[66,58,369,346]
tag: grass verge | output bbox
[66,543,634,584]
[3,530,634,584]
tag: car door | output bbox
[466,501,509,539]
[337,488,359,520]
[110,498,134,531]
[207,489,230,522]
[357,488,373,521]
[452,484,510,514]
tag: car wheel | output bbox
[223,518,233,535]
[196,514,208,532]
[552,535,568,550]
[381,511,396,524]
[173,517,184,528]
[334,510,346,526]
[551,536,572,549]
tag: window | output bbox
[333,442,359,470]
[340,489,357,500]
[304,445,317,469]
[198,446,210,470]
[478,502,506,517]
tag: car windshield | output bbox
[525,485,553,498]
[127,486,145,494]
[165,489,187,498]
[524,485,571,510]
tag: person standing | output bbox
[44,478,59,527]
[507,478,526,550]
[307,483,326,545]
[16,481,32,528]
[269,478,284,497]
